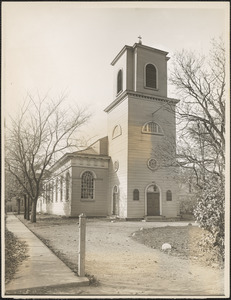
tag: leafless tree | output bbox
[170,37,226,189]
[155,38,227,258]
[5,93,90,222]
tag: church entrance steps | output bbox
[144,216,166,222]
[145,216,183,222]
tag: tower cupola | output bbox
[111,42,170,100]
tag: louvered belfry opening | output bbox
[146,64,157,89]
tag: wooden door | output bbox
[147,192,160,216]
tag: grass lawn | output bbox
[131,225,224,268]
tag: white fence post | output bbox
[78,213,86,277]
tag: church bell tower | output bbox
[105,38,180,219]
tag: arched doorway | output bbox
[146,184,160,216]
[112,185,119,215]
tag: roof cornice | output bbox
[111,45,133,66]
[49,152,110,173]
[132,43,169,56]
[111,43,169,66]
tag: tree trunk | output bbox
[24,194,27,219]
[30,200,37,223]
[17,198,20,215]
[26,196,30,220]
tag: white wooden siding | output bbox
[126,96,179,218]
[71,166,108,217]
[107,97,129,218]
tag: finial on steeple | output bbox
[138,35,142,44]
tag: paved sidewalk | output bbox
[5,214,89,294]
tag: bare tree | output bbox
[168,38,226,259]
[5,93,90,222]
[169,37,225,188]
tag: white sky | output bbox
[2,1,229,144]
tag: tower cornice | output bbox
[111,43,169,66]
[104,90,179,113]
[111,45,133,66]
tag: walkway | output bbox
[5,214,89,294]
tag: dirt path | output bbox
[18,218,225,296]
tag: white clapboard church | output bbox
[37,39,180,219]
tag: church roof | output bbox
[49,136,110,172]
[74,147,99,155]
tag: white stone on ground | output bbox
[162,243,171,250]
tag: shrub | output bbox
[194,176,225,260]
[179,197,197,214]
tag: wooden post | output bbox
[78,213,86,277]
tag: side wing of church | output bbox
[37,40,181,219]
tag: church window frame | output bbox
[142,121,163,135]
[60,176,63,202]
[81,171,95,200]
[112,124,122,139]
[166,190,172,201]
[44,184,47,203]
[117,69,123,95]
[66,172,71,202]
[55,178,59,202]
[133,189,140,201]
[50,180,54,203]
[145,63,158,90]
[46,183,50,203]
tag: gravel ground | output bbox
[16,214,225,296]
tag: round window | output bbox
[147,158,158,171]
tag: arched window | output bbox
[147,184,159,193]
[46,183,50,203]
[146,64,157,89]
[42,183,46,204]
[51,181,54,202]
[166,190,172,201]
[113,185,119,193]
[44,184,47,203]
[142,121,163,134]
[66,173,70,202]
[117,69,123,94]
[112,125,122,139]
[133,189,139,201]
[81,171,94,199]
[55,178,58,202]
[60,176,63,202]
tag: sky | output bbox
[2,1,229,144]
